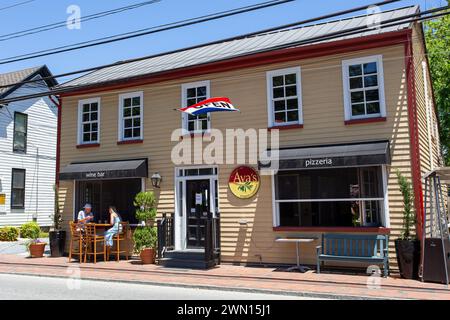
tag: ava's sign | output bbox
[229,166,260,199]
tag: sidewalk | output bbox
[0,253,448,300]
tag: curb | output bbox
[0,270,398,300]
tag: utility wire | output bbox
[0,0,403,89]
[0,0,295,65]
[1,5,449,104]
[1,9,448,105]
[0,0,36,12]
[0,0,162,42]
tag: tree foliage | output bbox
[424,7,450,165]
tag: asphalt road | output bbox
[0,274,319,300]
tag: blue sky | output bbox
[0,0,445,82]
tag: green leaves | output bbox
[396,170,416,240]
[237,181,253,193]
[134,191,157,223]
[425,10,450,165]
[133,226,157,253]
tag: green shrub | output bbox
[133,226,157,253]
[20,222,41,239]
[39,231,49,238]
[0,227,19,241]
[134,191,157,223]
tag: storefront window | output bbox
[275,167,384,227]
[76,179,142,223]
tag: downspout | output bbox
[422,61,435,170]
[49,95,61,187]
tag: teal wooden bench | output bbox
[316,234,389,277]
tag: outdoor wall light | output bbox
[151,172,162,188]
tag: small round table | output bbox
[275,237,317,272]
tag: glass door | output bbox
[185,179,210,248]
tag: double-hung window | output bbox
[119,92,143,141]
[181,81,210,133]
[342,55,386,121]
[11,169,25,209]
[267,67,303,127]
[13,112,28,153]
[78,98,100,145]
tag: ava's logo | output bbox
[228,166,260,199]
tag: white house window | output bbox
[78,98,100,144]
[266,67,303,127]
[342,55,386,121]
[119,92,143,141]
[11,168,25,209]
[274,167,385,227]
[181,81,210,133]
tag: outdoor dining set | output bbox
[68,221,131,263]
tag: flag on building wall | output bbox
[179,97,239,115]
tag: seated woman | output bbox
[104,206,123,253]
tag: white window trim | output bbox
[271,165,389,228]
[118,91,144,142]
[181,80,211,134]
[266,66,303,127]
[342,55,387,121]
[77,97,101,145]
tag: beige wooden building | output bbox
[57,6,443,270]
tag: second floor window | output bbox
[119,92,143,141]
[181,81,210,133]
[266,67,303,127]
[13,112,27,153]
[78,98,100,145]
[342,55,386,121]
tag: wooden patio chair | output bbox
[84,224,106,264]
[68,221,83,263]
[109,222,130,262]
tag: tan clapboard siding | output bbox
[411,26,448,225]
[59,44,417,267]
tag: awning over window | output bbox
[260,141,391,170]
[59,159,148,181]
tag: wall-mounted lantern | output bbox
[151,172,162,188]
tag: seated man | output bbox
[77,203,94,225]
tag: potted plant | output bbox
[133,191,158,264]
[49,185,66,257]
[27,238,47,258]
[395,170,420,279]
[133,226,157,264]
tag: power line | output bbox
[0,0,295,65]
[1,5,449,104]
[0,0,36,12]
[0,0,403,89]
[0,0,163,42]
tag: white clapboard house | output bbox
[0,66,58,227]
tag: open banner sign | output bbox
[179,97,239,115]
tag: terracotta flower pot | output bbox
[29,243,47,258]
[140,248,155,264]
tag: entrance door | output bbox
[185,179,210,248]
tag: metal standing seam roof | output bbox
[61,6,418,89]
